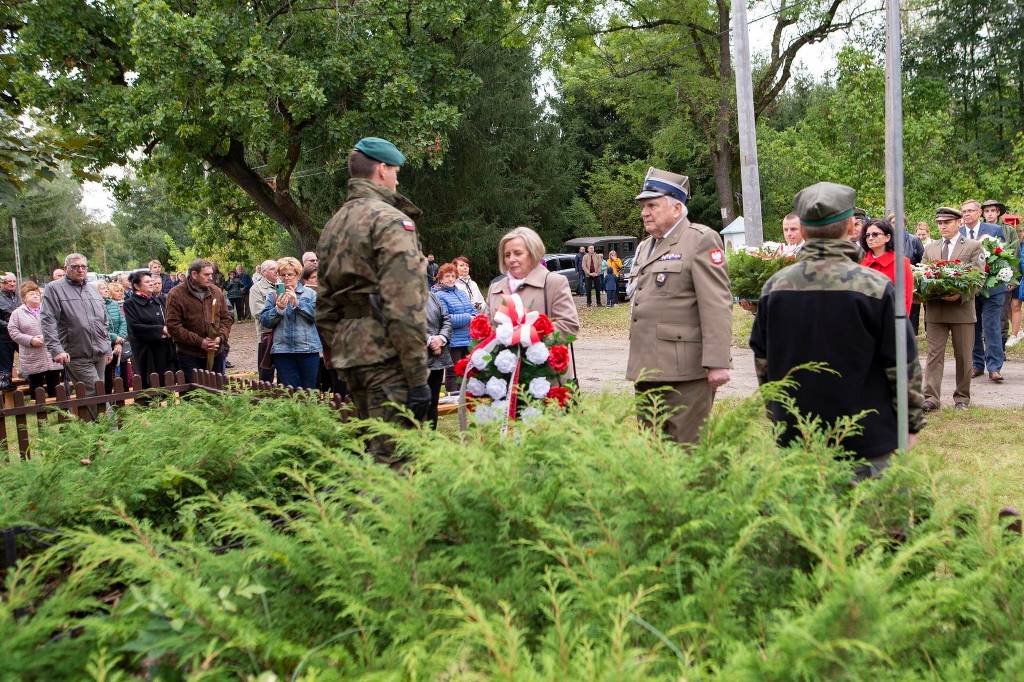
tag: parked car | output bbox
[618,256,634,300]
[562,236,639,261]
[541,253,581,291]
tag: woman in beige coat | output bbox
[487,226,580,338]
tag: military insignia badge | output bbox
[655,273,667,286]
[401,220,416,231]
[709,248,724,265]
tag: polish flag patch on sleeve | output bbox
[709,248,724,265]
[402,220,416,231]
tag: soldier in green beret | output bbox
[749,181,926,479]
[316,137,431,464]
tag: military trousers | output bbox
[341,361,414,464]
[924,321,974,407]
[635,378,715,446]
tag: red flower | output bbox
[533,314,555,338]
[995,246,1004,255]
[469,315,493,340]
[453,357,469,377]
[548,345,570,373]
[985,264,990,273]
[547,385,571,407]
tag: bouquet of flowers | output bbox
[453,294,575,429]
[978,235,1020,290]
[912,259,986,301]
[727,242,797,300]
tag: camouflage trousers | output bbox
[341,362,415,466]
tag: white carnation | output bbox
[494,349,519,374]
[495,324,514,346]
[528,376,551,400]
[470,347,490,370]
[491,400,508,418]
[998,266,1013,282]
[485,376,508,400]
[465,377,486,397]
[521,406,542,422]
[525,342,550,365]
[474,402,494,424]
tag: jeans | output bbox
[574,269,585,295]
[177,353,225,383]
[585,275,602,306]
[973,292,1006,373]
[273,352,320,389]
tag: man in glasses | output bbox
[41,253,112,409]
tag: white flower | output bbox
[470,347,490,370]
[492,400,508,418]
[521,406,542,422]
[998,266,1013,282]
[494,349,519,374]
[528,376,551,400]
[760,241,783,255]
[474,402,494,424]
[525,342,550,365]
[485,376,508,400]
[980,248,990,260]
[495,324,514,346]
[466,377,486,397]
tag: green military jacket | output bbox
[316,178,429,387]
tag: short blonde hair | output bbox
[497,226,546,274]
[276,256,302,276]
[108,282,124,296]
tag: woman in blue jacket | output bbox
[433,262,476,393]
[259,256,322,389]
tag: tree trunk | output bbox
[205,139,320,252]
[713,0,736,225]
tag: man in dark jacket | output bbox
[165,258,233,381]
[749,182,925,480]
[0,272,19,388]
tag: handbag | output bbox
[258,330,275,370]
[0,369,11,392]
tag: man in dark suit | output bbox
[960,199,1008,382]
[923,207,982,411]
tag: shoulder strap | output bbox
[542,272,550,316]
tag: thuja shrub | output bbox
[2,389,1023,679]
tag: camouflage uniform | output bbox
[317,178,429,459]
[749,239,926,476]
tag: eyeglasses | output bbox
[864,232,887,239]
[67,264,88,270]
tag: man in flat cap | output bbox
[921,206,982,410]
[749,182,925,479]
[960,198,1010,382]
[626,167,732,446]
[316,136,431,464]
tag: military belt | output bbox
[339,302,372,319]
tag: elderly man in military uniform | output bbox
[626,167,732,446]
[316,137,431,461]
[749,182,925,479]
[922,206,983,409]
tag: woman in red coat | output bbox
[860,219,913,314]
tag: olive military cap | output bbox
[793,182,856,226]
[981,199,1006,214]
[635,167,690,204]
[354,137,406,166]
[935,206,963,220]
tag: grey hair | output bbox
[64,253,87,268]
[259,259,278,274]
[497,226,547,274]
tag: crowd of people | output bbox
[572,245,623,308]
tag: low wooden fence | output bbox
[0,370,350,461]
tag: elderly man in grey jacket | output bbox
[41,253,112,404]
[249,259,279,382]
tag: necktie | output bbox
[969,228,976,240]
[943,239,951,261]
[648,238,659,259]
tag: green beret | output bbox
[793,182,856,226]
[935,206,962,220]
[354,137,406,166]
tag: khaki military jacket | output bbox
[922,236,982,324]
[626,217,732,383]
[316,178,429,387]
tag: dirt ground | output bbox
[228,299,1024,409]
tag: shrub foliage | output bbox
[2,390,1023,679]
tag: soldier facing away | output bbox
[749,182,926,480]
[316,137,431,463]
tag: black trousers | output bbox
[585,276,602,305]
[28,369,62,399]
[445,346,468,393]
[427,368,445,429]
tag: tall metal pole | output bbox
[885,0,909,451]
[732,0,764,247]
[11,216,23,287]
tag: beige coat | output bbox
[626,217,732,383]
[922,237,982,324]
[486,265,580,337]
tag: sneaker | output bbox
[1007,331,1024,348]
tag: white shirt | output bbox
[964,223,979,240]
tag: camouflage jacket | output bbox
[316,178,429,387]
[749,238,925,458]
